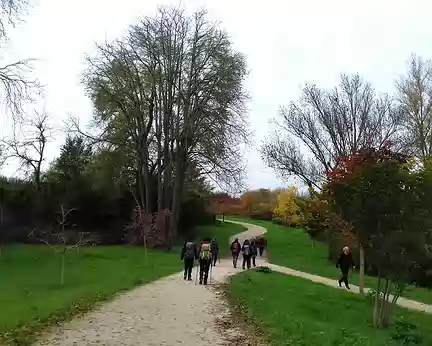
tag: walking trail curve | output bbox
[227,219,432,315]
[34,223,267,346]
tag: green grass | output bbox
[228,217,432,305]
[0,220,245,345]
[0,245,181,345]
[228,270,432,346]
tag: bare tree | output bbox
[2,110,51,191]
[0,0,29,40]
[29,205,90,285]
[82,6,249,245]
[396,54,432,164]
[262,73,403,189]
[0,0,41,117]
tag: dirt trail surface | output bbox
[34,223,266,346]
[227,220,432,315]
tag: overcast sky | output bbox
[1,0,432,190]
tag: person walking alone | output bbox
[336,246,355,289]
[180,239,197,281]
[257,235,267,257]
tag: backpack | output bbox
[232,242,240,253]
[243,244,251,256]
[200,243,211,260]
[185,242,195,259]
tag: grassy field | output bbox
[228,270,432,346]
[0,221,244,345]
[228,217,432,305]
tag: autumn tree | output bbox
[273,186,303,227]
[241,189,277,220]
[261,74,402,189]
[326,145,432,328]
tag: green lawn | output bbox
[228,217,432,305]
[228,270,432,346]
[0,221,245,345]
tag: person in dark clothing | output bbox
[181,239,197,281]
[257,236,267,257]
[210,237,219,266]
[336,246,355,289]
[198,237,213,285]
[242,239,252,270]
[250,238,258,267]
[230,238,241,268]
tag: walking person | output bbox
[257,235,267,257]
[242,239,252,270]
[210,237,219,266]
[336,246,355,289]
[198,237,213,285]
[230,237,241,268]
[250,238,258,267]
[180,239,197,281]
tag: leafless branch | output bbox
[2,110,52,190]
[262,73,403,189]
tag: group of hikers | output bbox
[180,235,267,285]
[181,231,355,289]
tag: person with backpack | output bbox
[198,237,213,285]
[250,238,258,267]
[257,235,267,257]
[242,239,252,270]
[230,238,241,268]
[180,239,197,281]
[210,237,219,266]
[336,246,355,290]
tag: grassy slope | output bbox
[228,217,432,305]
[228,270,432,346]
[0,221,244,345]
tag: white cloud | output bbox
[1,0,432,189]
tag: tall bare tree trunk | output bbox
[359,245,365,295]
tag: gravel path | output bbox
[34,223,266,346]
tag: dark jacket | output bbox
[250,240,257,256]
[336,252,355,272]
[181,241,197,260]
[230,240,241,255]
[210,239,219,253]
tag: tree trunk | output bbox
[60,250,66,285]
[373,274,381,328]
[359,246,365,295]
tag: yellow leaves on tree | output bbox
[273,187,303,227]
